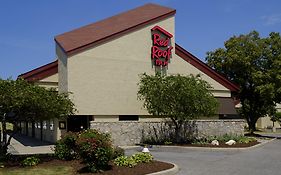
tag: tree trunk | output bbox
[0,145,8,161]
[0,114,8,161]
[0,121,18,160]
[40,121,43,141]
[249,122,256,134]
[2,114,7,145]
[170,117,182,143]
[248,117,258,135]
[174,126,180,143]
[32,121,35,138]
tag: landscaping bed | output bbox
[142,134,260,148]
[1,129,175,175]
[172,140,259,148]
[1,156,173,175]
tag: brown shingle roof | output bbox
[18,60,58,82]
[54,3,176,56]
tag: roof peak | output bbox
[55,3,176,56]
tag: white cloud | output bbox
[261,13,281,25]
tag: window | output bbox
[37,122,41,129]
[49,120,54,131]
[43,121,47,130]
[119,115,139,121]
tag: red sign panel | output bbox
[151,26,173,67]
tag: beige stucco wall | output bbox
[57,45,68,93]
[56,15,233,116]
[170,54,230,97]
[256,103,281,129]
[65,17,174,115]
[35,73,58,89]
[257,116,281,129]
[138,115,165,122]
[94,115,119,122]
[40,73,58,82]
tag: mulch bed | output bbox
[170,140,259,148]
[3,156,174,175]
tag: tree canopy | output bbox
[0,78,75,158]
[206,31,281,133]
[137,73,218,142]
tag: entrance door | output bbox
[67,115,89,132]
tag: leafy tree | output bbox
[0,78,75,159]
[206,31,281,134]
[271,111,281,127]
[137,73,218,143]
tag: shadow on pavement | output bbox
[245,132,281,139]
[11,133,53,147]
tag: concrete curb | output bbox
[248,138,277,149]
[147,162,179,175]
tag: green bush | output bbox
[114,156,137,168]
[76,129,113,173]
[0,162,4,168]
[21,156,40,166]
[131,152,153,163]
[237,137,256,144]
[164,141,173,145]
[112,146,125,159]
[114,153,153,168]
[191,139,209,145]
[54,132,78,160]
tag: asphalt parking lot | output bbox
[127,138,281,175]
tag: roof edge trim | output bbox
[175,43,240,92]
[18,60,58,82]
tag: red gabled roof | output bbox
[18,60,58,82]
[175,43,239,92]
[55,3,176,56]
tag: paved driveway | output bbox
[126,139,281,175]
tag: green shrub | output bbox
[54,132,78,160]
[21,156,40,166]
[191,138,209,145]
[237,137,256,144]
[114,156,137,168]
[131,152,153,163]
[114,153,153,168]
[76,129,113,173]
[112,146,125,159]
[164,141,173,145]
[0,162,4,168]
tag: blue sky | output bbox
[1,0,281,79]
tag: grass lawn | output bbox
[0,165,72,175]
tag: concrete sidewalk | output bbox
[7,134,54,155]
